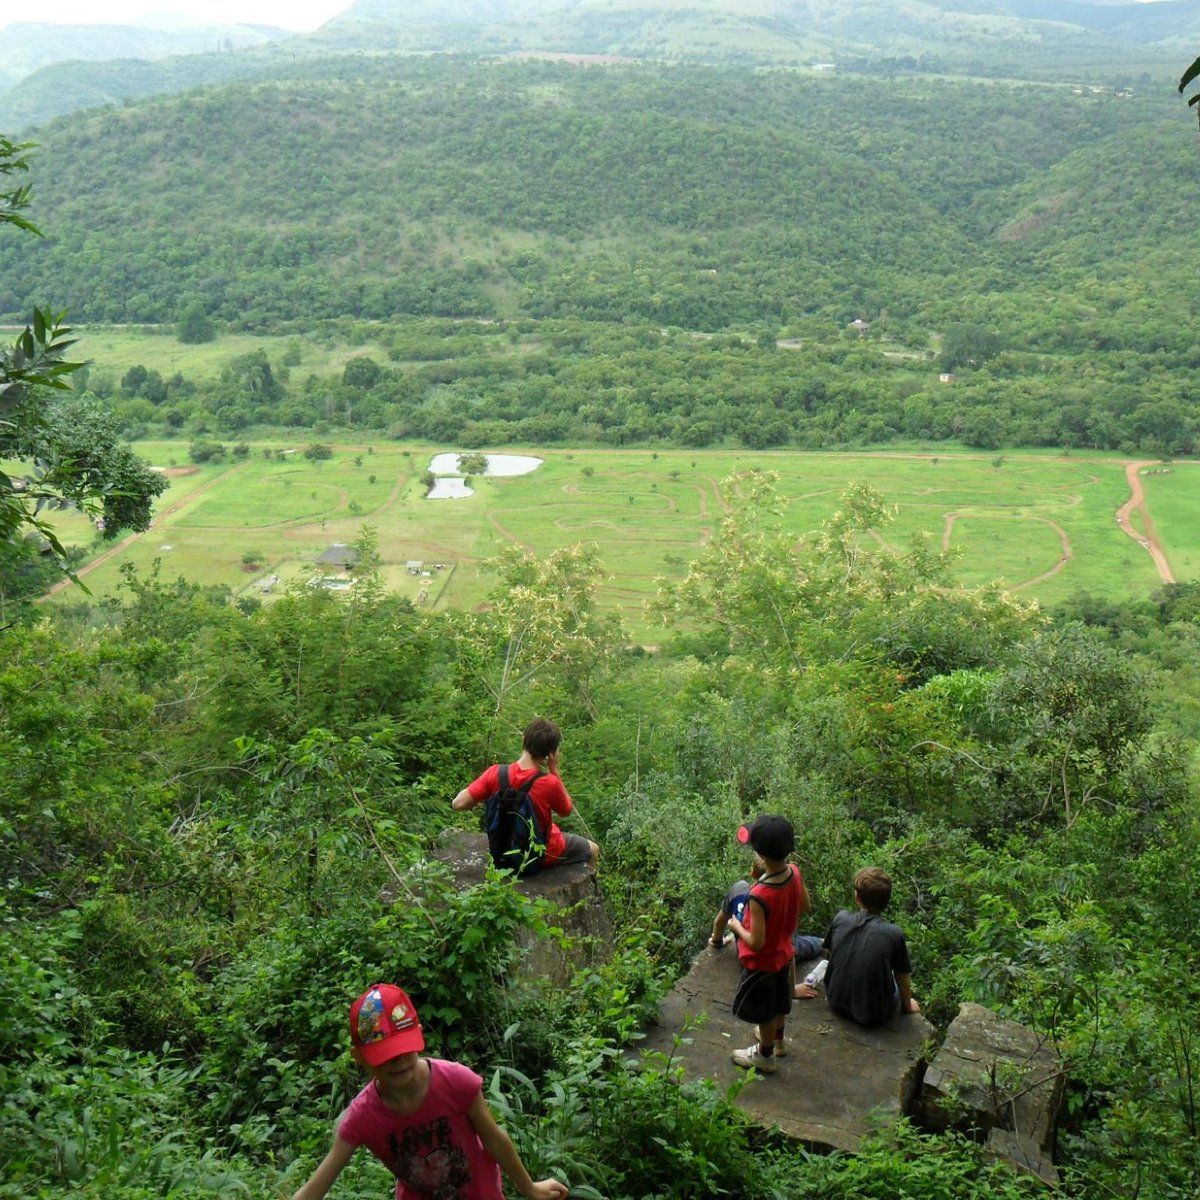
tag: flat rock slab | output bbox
[638,943,933,1152]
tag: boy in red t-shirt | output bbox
[451,718,599,870]
[726,815,810,1074]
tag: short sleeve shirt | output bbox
[337,1059,502,1200]
[467,762,572,864]
[822,910,913,1027]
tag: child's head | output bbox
[853,867,893,913]
[349,983,425,1067]
[737,815,794,866]
[522,717,562,760]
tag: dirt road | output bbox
[1115,461,1174,585]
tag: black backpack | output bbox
[484,765,547,877]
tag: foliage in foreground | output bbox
[2,478,1200,1197]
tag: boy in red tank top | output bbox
[726,815,810,1074]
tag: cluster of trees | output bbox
[86,314,1200,458]
[4,484,1200,1197]
[0,136,166,618]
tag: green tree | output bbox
[220,349,281,400]
[657,473,972,679]
[177,298,215,344]
[939,323,1002,371]
[342,355,382,389]
[455,543,624,732]
[1,136,165,599]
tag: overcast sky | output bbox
[2,2,351,33]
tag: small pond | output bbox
[427,478,475,500]
[426,453,543,500]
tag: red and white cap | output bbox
[349,983,425,1066]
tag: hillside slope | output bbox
[1,0,1195,131]
[0,60,1186,340]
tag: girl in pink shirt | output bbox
[291,983,568,1200]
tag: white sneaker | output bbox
[732,1043,777,1073]
[774,1037,787,1058]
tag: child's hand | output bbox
[526,1180,569,1200]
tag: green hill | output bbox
[0,59,1184,340]
[2,0,1196,132]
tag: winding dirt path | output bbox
[486,511,535,553]
[941,512,1073,590]
[40,460,255,599]
[1116,461,1175,584]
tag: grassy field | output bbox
[73,328,388,384]
[1140,465,1200,582]
[40,440,1200,639]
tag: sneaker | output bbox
[774,1037,788,1058]
[732,1043,777,1073]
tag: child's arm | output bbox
[796,874,812,917]
[895,972,920,1014]
[467,1094,568,1200]
[290,1135,356,1200]
[729,896,767,951]
[451,786,479,811]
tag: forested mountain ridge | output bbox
[0,60,1185,336]
[4,60,1198,454]
[325,0,1200,54]
[2,0,1197,131]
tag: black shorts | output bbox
[731,962,794,1025]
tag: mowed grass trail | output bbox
[43,444,1191,638]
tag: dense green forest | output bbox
[4,40,1200,1200]
[3,60,1200,456]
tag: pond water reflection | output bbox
[426,478,475,500]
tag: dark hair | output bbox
[522,717,561,760]
[853,867,893,913]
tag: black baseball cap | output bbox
[737,815,795,861]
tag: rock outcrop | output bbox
[432,840,1065,1183]
[636,945,934,1152]
[921,1002,1064,1185]
[433,830,611,987]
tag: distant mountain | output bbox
[320,0,1200,52]
[0,57,1188,339]
[3,0,1198,133]
[0,20,293,84]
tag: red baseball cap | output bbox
[349,983,425,1066]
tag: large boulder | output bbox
[921,1002,1063,1185]
[432,829,611,987]
[636,944,934,1151]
